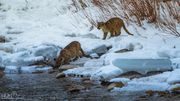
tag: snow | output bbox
[0,0,180,92]
[110,78,130,84]
[111,69,180,92]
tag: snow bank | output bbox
[112,69,180,92]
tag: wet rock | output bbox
[145,90,169,97]
[83,79,92,84]
[32,70,44,74]
[107,82,125,91]
[59,65,78,71]
[48,69,56,74]
[6,31,23,34]
[101,81,111,86]
[0,35,6,43]
[170,84,180,93]
[145,90,154,96]
[56,72,66,79]
[82,77,92,84]
[92,45,108,56]
[64,33,77,37]
[0,69,4,78]
[114,43,143,53]
[119,71,142,79]
[114,49,131,53]
[65,84,85,93]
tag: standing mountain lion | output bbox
[97,17,133,40]
[54,41,85,68]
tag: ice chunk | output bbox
[112,59,172,74]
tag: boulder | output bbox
[0,67,5,78]
[107,82,125,91]
[56,72,66,79]
[0,35,6,43]
[92,45,108,56]
[65,84,85,93]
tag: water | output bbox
[0,73,179,101]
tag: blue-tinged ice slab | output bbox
[112,59,172,74]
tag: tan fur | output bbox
[54,41,85,68]
[97,17,133,40]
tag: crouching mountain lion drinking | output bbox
[97,17,133,40]
[54,41,86,68]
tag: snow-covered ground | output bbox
[0,0,180,92]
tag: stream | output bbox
[0,73,179,101]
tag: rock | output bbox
[115,49,132,53]
[92,45,108,56]
[56,72,66,79]
[101,81,111,86]
[6,31,23,34]
[171,87,180,93]
[0,69,4,78]
[66,84,85,93]
[170,84,180,93]
[82,77,92,84]
[0,35,6,43]
[145,90,169,97]
[64,33,77,37]
[32,71,44,74]
[48,69,56,74]
[145,90,154,96]
[83,79,92,84]
[59,65,78,71]
[107,82,125,91]
[119,71,142,79]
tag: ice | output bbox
[167,69,180,84]
[112,59,172,74]
[4,66,52,74]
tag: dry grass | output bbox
[72,0,180,36]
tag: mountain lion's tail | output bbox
[122,23,133,36]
